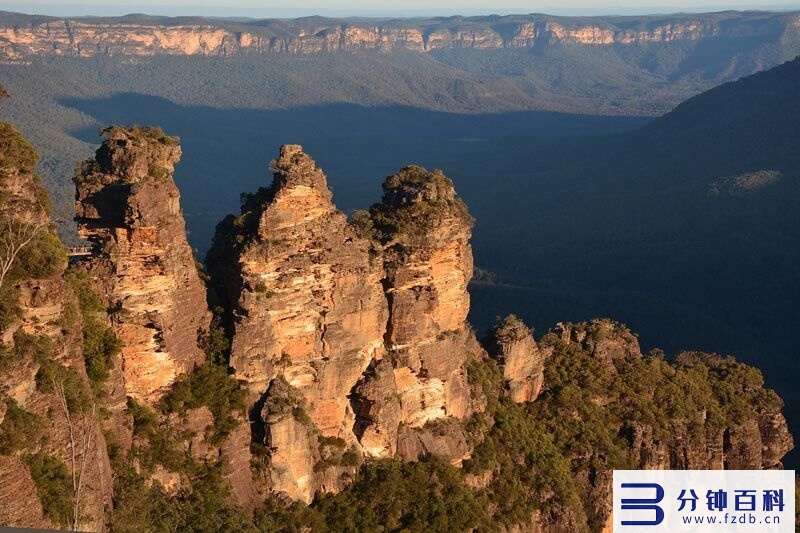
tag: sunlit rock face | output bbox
[207,144,388,442]
[486,315,550,403]
[74,126,210,404]
[368,165,480,430]
[1,13,795,60]
[208,149,484,481]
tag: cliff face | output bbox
[0,11,798,59]
[0,123,112,531]
[209,145,387,438]
[73,126,210,405]
[208,146,482,500]
[368,166,479,430]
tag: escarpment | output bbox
[73,126,210,405]
[1,11,798,59]
[0,123,112,531]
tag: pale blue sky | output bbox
[2,0,800,17]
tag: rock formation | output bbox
[1,11,798,60]
[74,126,210,404]
[0,122,112,531]
[208,147,483,499]
[1,122,794,528]
[208,144,387,440]
[486,315,550,403]
[367,165,480,430]
[556,319,642,363]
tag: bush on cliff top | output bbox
[101,125,179,146]
[369,165,474,242]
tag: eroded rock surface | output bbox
[74,126,210,404]
[367,165,480,430]
[486,315,550,403]
[208,144,387,442]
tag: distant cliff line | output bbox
[1,10,799,59]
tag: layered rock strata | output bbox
[208,144,388,441]
[208,147,483,499]
[1,12,798,59]
[367,165,479,430]
[74,126,210,404]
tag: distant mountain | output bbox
[1,10,799,59]
[2,9,800,119]
[637,54,800,178]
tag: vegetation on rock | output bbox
[24,452,73,529]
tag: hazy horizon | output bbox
[3,1,800,18]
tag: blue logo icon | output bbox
[621,483,665,526]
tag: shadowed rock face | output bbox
[74,126,210,404]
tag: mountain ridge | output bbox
[1,10,799,59]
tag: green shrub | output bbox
[82,318,121,394]
[65,269,103,313]
[101,125,179,147]
[111,458,254,533]
[0,331,54,375]
[24,452,72,529]
[126,397,190,474]
[0,283,20,331]
[65,268,121,395]
[159,364,246,443]
[348,209,374,240]
[202,326,230,367]
[0,398,41,453]
[11,230,67,280]
[35,359,89,413]
[311,457,492,532]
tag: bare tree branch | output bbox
[52,377,96,531]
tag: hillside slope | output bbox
[466,57,800,467]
